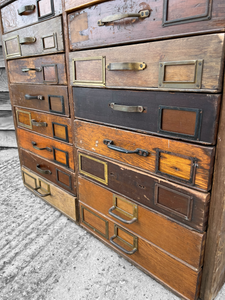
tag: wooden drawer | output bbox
[2,16,64,60]
[20,149,76,194]
[79,176,205,269]
[68,0,225,51]
[8,54,67,85]
[1,0,62,34]
[15,107,72,143]
[65,0,107,11]
[74,87,221,145]
[78,151,210,232]
[17,128,75,170]
[75,120,215,191]
[11,84,69,116]
[69,33,224,93]
[22,166,76,221]
[80,202,201,300]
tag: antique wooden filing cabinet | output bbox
[1,0,225,299]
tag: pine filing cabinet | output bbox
[1,0,225,299]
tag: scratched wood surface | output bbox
[65,0,109,11]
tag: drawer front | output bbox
[65,0,107,11]
[79,176,205,269]
[68,0,225,51]
[8,54,67,85]
[74,87,221,145]
[75,120,215,191]
[80,202,201,300]
[20,149,76,194]
[3,16,64,59]
[22,166,76,220]
[69,33,224,93]
[11,84,69,116]
[1,0,62,33]
[15,107,73,143]
[78,151,210,232]
[17,128,75,170]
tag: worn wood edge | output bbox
[5,50,65,61]
[0,0,14,9]
[65,0,110,13]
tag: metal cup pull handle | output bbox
[31,119,48,127]
[103,139,149,157]
[17,5,35,15]
[25,94,44,100]
[32,141,52,152]
[106,62,146,71]
[108,206,137,224]
[36,164,52,175]
[22,67,42,72]
[98,10,150,26]
[109,103,144,113]
[20,37,36,44]
[33,186,51,197]
[110,235,137,255]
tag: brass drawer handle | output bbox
[25,94,44,100]
[33,186,51,197]
[22,67,42,72]
[109,206,137,224]
[98,10,150,26]
[106,62,146,71]
[110,235,137,255]
[36,164,52,175]
[103,139,149,157]
[31,119,48,127]
[17,5,35,15]
[20,37,36,44]
[32,141,52,152]
[110,103,144,113]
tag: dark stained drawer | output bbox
[15,107,73,143]
[75,120,215,191]
[10,84,69,116]
[2,16,64,59]
[80,202,202,300]
[74,87,221,145]
[1,0,62,33]
[78,151,210,232]
[17,128,75,170]
[8,54,67,85]
[20,149,76,194]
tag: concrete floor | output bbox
[1,148,225,300]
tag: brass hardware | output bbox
[79,153,108,185]
[98,10,150,26]
[106,62,146,71]
[18,5,35,15]
[103,139,149,157]
[20,37,36,44]
[22,169,51,197]
[22,170,38,190]
[41,33,58,50]
[16,109,32,130]
[31,119,48,127]
[22,67,42,72]
[36,164,52,175]
[34,178,51,197]
[25,94,44,100]
[32,141,52,152]
[110,103,144,113]
[42,64,58,84]
[72,56,106,86]
[158,60,203,89]
[110,225,138,255]
[4,35,21,59]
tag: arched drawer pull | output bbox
[33,186,51,197]
[106,62,146,71]
[109,103,144,113]
[17,5,35,16]
[22,67,42,72]
[108,206,137,224]
[20,37,36,44]
[110,235,137,255]
[31,119,48,127]
[103,139,149,157]
[32,141,52,152]
[25,94,44,100]
[36,164,52,175]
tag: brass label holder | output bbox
[41,33,58,51]
[113,195,137,220]
[4,35,21,59]
[16,109,32,130]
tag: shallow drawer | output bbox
[69,33,224,93]
[8,54,67,85]
[15,107,72,143]
[78,151,210,232]
[3,16,64,59]
[74,87,221,145]
[22,166,76,220]
[68,0,225,51]
[17,128,75,170]
[20,149,76,194]
[65,0,107,11]
[1,0,62,33]
[80,202,201,300]
[75,120,215,191]
[79,176,205,269]
[11,84,69,116]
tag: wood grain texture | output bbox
[65,0,109,11]
[75,120,215,191]
[80,202,202,300]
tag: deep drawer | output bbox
[22,166,76,220]
[15,107,72,143]
[17,128,75,170]
[80,202,201,300]
[68,0,225,51]
[75,120,215,191]
[8,54,67,85]
[11,84,69,116]
[2,16,64,60]
[74,87,221,145]
[1,0,62,33]
[69,33,225,93]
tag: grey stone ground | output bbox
[1,149,225,300]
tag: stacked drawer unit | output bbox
[0,0,77,221]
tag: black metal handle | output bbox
[25,94,44,100]
[36,164,52,175]
[32,141,52,152]
[103,139,148,157]
[31,120,47,127]
[33,186,51,197]
[110,235,137,255]
[108,206,137,224]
